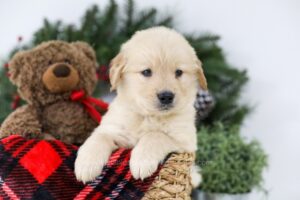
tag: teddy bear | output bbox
[0,41,108,144]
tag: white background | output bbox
[1,0,300,199]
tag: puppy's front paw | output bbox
[129,148,161,180]
[75,143,109,183]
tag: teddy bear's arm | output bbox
[0,105,42,138]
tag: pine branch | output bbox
[33,19,62,44]
[133,8,157,30]
[124,0,134,35]
[156,16,173,27]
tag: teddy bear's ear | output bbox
[72,41,96,62]
[9,51,27,85]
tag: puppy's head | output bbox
[110,27,207,115]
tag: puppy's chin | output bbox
[133,100,172,116]
[142,104,179,117]
[159,105,173,111]
[157,104,174,112]
[131,97,189,117]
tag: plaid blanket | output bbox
[0,135,159,200]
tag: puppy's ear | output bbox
[109,53,126,91]
[195,59,207,90]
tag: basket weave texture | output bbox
[143,153,195,200]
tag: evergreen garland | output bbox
[0,0,249,127]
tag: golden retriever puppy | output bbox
[75,26,207,183]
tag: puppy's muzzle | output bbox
[157,91,174,109]
[42,63,79,93]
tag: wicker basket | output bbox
[143,153,195,200]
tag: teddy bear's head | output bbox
[9,41,98,106]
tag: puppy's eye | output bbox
[64,59,71,64]
[175,69,183,78]
[141,69,152,77]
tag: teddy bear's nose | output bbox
[53,64,71,78]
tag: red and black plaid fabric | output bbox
[0,135,159,200]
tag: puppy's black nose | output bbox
[53,64,71,78]
[157,91,175,105]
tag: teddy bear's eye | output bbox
[48,60,53,65]
[64,59,71,64]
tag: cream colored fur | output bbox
[75,27,207,184]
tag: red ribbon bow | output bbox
[70,90,109,123]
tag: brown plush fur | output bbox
[0,41,100,144]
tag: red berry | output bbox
[100,65,107,72]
